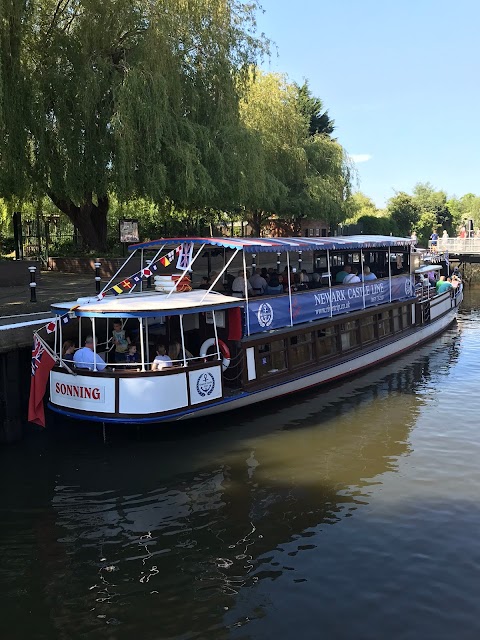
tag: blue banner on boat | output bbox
[247,275,415,335]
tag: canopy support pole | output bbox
[286,251,293,327]
[92,317,97,371]
[361,249,366,309]
[388,247,392,303]
[139,317,146,371]
[243,251,250,336]
[179,315,187,367]
[212,311,220,361]
[327,249,333,318]
[140,249,144,292]
[59,315,63,365]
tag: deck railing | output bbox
[433,238,480,254]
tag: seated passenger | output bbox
[343,267,361,284]
[169,341,194,365]
[249,269,268,295]
[265,274,283,295]
[298,269,310,289]
[151,344,173,371]
[126,343,140,365]
[62,340,75,363]
[336,265,351,283]
[231,270,253,297]
[361,266,377,281]
[73,336,107,371]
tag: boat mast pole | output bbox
[388,247,392,303]
[201,249,239,302]
[166,243,206,300]
[243,251,250,336]
[140,249,144,292]
[100,249,137,294]
[361,249,366,309]
[179,315,187,367]
[286,251,293,327]
[92,317,97,371]
[327,249,333,318]
[139,317,146,371]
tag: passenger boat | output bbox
[37,235,462,424]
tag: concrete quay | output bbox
[0,272,99,442]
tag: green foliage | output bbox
[0,0,268,249]
[415,211,438,245]
[387,192,420,236]
[239,69,351,235]
[447,193,480,231]
[294,81,335,137]
[356,214,392,235]
[411,182,451,232]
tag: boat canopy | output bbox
[128,235,414,254]
[51,290,244,318]
[414,265,443,274]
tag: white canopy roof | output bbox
[52,290,244,317]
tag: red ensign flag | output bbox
[28,335,55,427]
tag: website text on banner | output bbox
[247,275,414,334]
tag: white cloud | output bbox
[350,154,372,163]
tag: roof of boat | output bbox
[128,235,413,253]
[414,265,443,274]
[51,290,244,318]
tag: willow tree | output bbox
[239,69,352,236]
[0,0,266,249]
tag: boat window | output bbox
[289,332,314,368]
[316,326,339,358]
[360,315,376,344]
[392,307,402,332]
[401,305,411,329]
[377,311,393,338]
[257,340,287,376]
[340,320,360,351]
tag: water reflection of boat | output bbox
[30,331,461,636]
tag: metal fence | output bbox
[21,215,81,265]
[432,238,480,254]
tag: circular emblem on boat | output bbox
[257,302,274,328]
[196,372,215,397]
[405,278,413,297]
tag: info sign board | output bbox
[247,275,415,335]
[119,219,139,244]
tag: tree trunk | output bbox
[47,192,109,252]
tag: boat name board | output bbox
[248,275,414,334]
[50,371,116,413]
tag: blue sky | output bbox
[256,0,480,207]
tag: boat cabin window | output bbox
[257,340,287,376]
[316,326,339,357]
[339,320,360,352]
[289,332,315,368]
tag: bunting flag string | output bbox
[38,243,188,334]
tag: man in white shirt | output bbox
[73,335,107,371]
[231,270,253,297]
[249,269,267,295]
[343,267,361,284]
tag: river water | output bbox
[2,289,480,640]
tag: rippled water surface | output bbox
[2,289,480,639]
